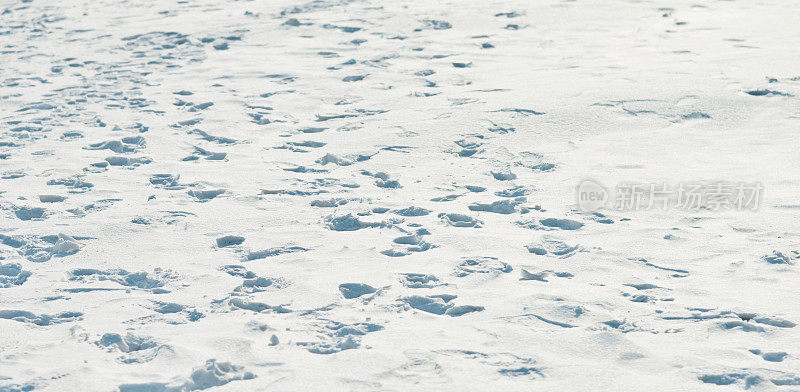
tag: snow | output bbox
[1,0,800,390]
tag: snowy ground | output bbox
[1,0,800,390]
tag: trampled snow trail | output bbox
[1,0,800,390]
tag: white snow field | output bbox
[1,0,800,390]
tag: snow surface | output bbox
[1,0,800,390]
